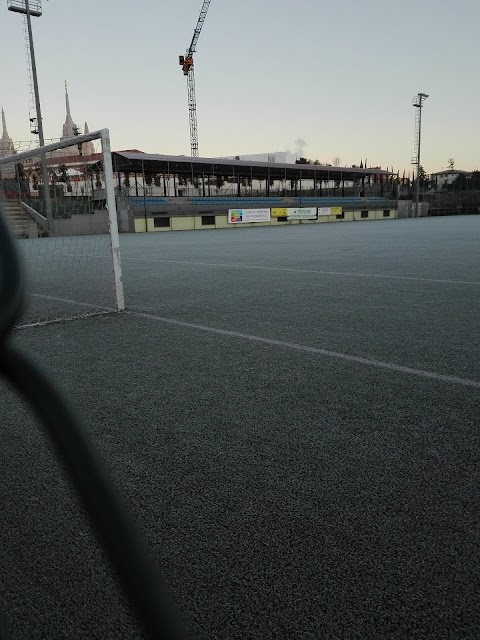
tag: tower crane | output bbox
[179,0,211,157]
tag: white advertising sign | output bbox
[287,207,317,220]
[228,208,271,224]
[317,207,332,216]
[318,207,343,216]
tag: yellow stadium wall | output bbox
[171,216,195,231]
[133,211,397,232]
[353,210,373,221]
[215,215,230,228]
[134,218,146,233]
[194,217,216,230]
[375,209,394,220]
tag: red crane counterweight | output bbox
[179,55,194,76]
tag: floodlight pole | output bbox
[415,97,424,215]
[23,0,52,224]
[412,92,428,217]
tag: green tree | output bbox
[15,162,26,183]
[417,165,429,188]
[14,162,28,195]
[448,170,479,191]
[29,167,39,191]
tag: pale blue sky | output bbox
[0,0,479,173]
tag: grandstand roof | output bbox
[109,151,393,179]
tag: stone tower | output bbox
[0,107,15,157]
[82,121,95,157]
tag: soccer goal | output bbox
[0,129,124,328]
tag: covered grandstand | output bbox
[105,152,398,232]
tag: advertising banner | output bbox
[271,208,288,218]
[318,207,343,216]
[287,207,317,220]
[228,209,271,223]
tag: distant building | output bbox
[8,81,100,182]
[1,85,101,196]
[2,81,97,174]
[431,169,470,191]
[222,152,298,164]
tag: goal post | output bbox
[0,128,125,328]
[101,128,124,313]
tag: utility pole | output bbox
[411,93,428,217]
[8,0,52,226]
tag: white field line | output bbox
[129,309,480,390]
[121,257,480,286]
[22,293,480,389]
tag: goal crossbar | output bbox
[0,128,107,166]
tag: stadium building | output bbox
[1,86,398,236]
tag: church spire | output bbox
[0,106,15,157]
[62,80,77,139]
[65,79,72,119]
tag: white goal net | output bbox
[0,129,124,328]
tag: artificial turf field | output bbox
[1,216,479,639]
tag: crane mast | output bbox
[179,0,211,157]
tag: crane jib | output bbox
[187,0,211,56]
[180,0,212,157]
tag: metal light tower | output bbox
[411,92,428,217]
[8,0,52,223]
